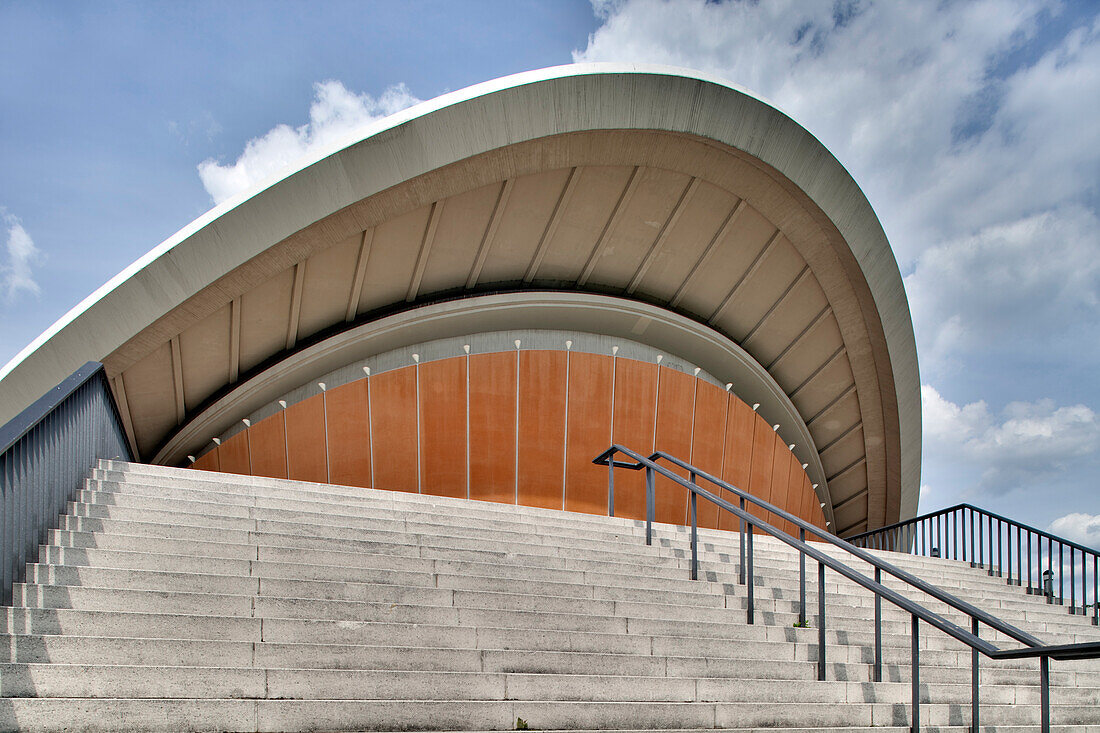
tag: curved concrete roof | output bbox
[0,63,920,534]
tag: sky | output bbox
[2,0,1098,547]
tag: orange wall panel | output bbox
[565,352,613,515]
[325,379,371,488]
[690,382,728,529]
[653,367,694,525]
[285,395,328,483]
[468,352,516,503]
[371,366,419,493]
[249,412,288,479]
[719,398,755,531]
[183,350,821,540]
[611,358,657,520]
[767,437,793,534]
[419,358,467,499]
[218,430,250,475]
[193,448,220,472]
[517,350,567,510]
[747,413,775,523]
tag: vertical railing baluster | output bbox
[1070,546,1076,612]
[817,561,826,681]
[970,507,976,568]
[1016,525,1022,586]
[739,497,746,585]
[1040,656,1050,733]
[746,522,754,625]
[971,617,979,733]
[799,527,806,627]
[607,456,614,518]
[1027,531,1033,593]
[874,567,882,683]
[990,510,998,572]
[911,614,920,733]
[689,473,698,582]
[1093,554,1098,625]
[1047,537,1053,604]
[1058,542,1064,605]
[645,467,654,546]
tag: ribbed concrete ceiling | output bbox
[0,66,918,536]
[102,130,890,536]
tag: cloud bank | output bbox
[578,1,1100,515]
[198,81,421,205]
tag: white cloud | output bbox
[1,213,42,302]
[198,80,421,205]
[922,384,1100,495]
[1048,512,1100,549]
[577,2,1100,380]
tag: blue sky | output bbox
[2,1,1098,545]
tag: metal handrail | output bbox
[594,444,1100,733]
[1,362,133,605]
[848,503,1100,625]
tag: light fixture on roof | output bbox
[819,502,826,508]
[212,437,221,445]
[412,354,419,363]
[514,339,521,349]
[278,400,287,409]
[656,354,663,364]
[612,345,619,355]
[752,403,760,411]
[317,382,326,391]
[788,443,795,451]
[802,463,809,470]
[693,367,701,376]
[463,344,470,354]
[187,455,196,463]
[242,419,251,427]
[362,367,370,376]
[812,483,819,490]
[565,340,572,350]
[772,424,780,432]
[725,383,733,392]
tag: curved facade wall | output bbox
[192,349,826,534]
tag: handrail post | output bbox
[689,472,698,581]
[987,513,994,576]
[873,567,882,682]
[798,527,806,627]
[1071,546,1076,612]
[817,561,826,681]
[1093,554,1098,625]
[607,456,615,518]
[746,522,754,625]
[1040,655,1050,733]
[738,497,746,585]
[645,467,654,546]
[971,617,979,733]
[911,614,920,733]
[970,507,976,567]
[1047,537,1053,604]
[1016,524,1022,586]
[1027,530,1033,593]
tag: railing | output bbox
[0,362,133,605]
[594,445,1100,733]
[848,503,1099,626]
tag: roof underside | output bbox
[0,67,919,535]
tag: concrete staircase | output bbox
[1,461,1098,732]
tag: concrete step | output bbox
[3,696,1099,731]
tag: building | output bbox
[0,64,920,537]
